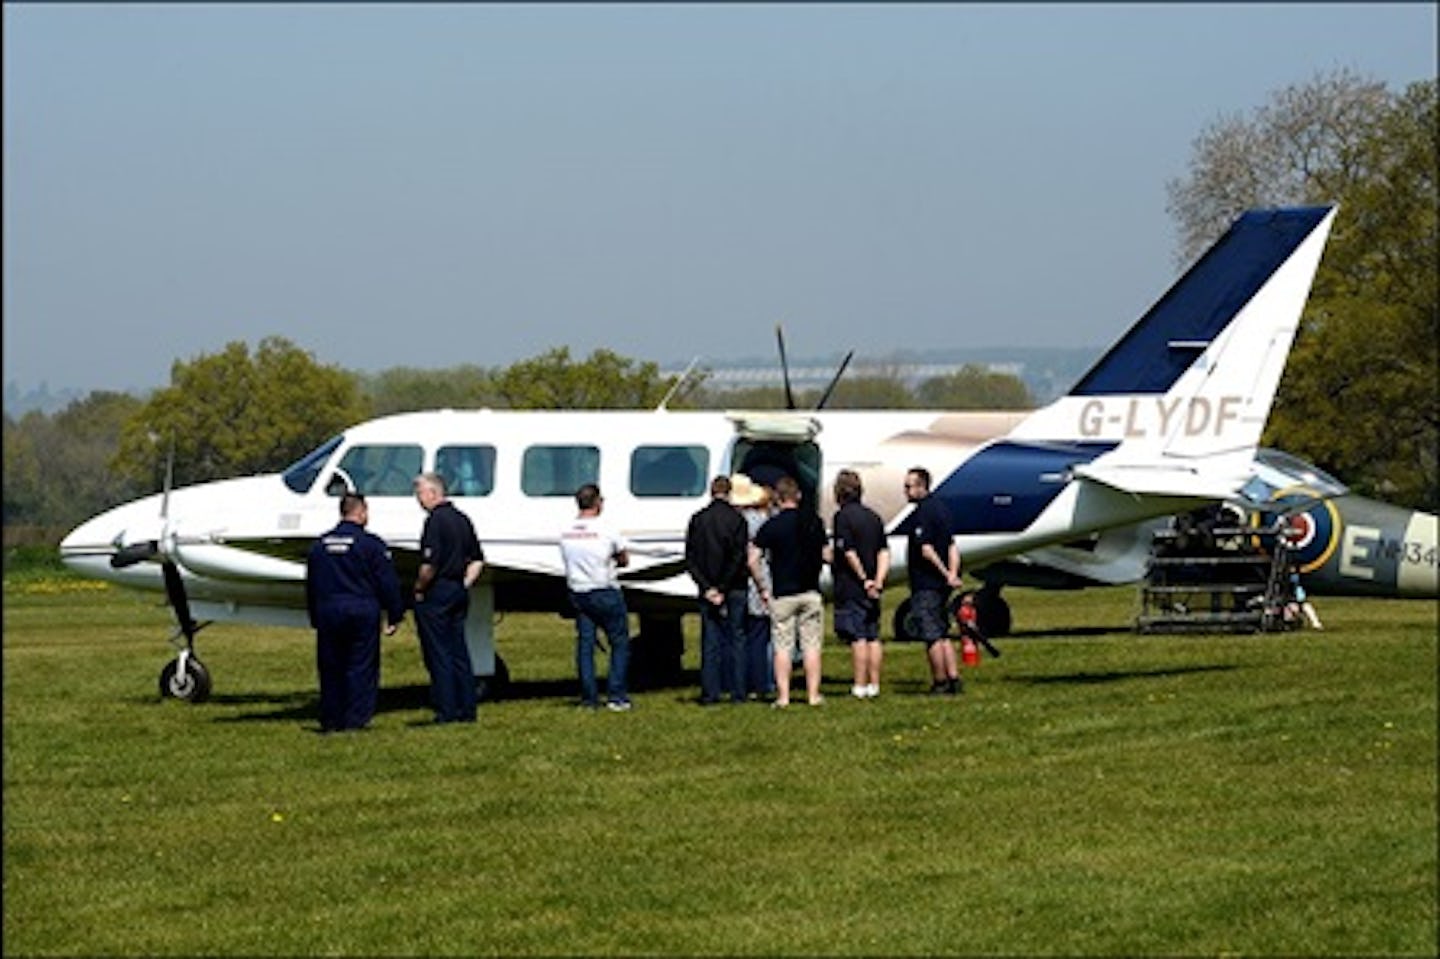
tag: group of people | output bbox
[304,472,484,732]
[303,463,969,730]
[683,465,964,708]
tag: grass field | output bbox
[4,574,1436,956]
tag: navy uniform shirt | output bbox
[906,494,955,591]
[306,520,405,627]
[420,501,484,583]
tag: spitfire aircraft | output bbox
[60,206,1339,702]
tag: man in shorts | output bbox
[831,469,890,699]
[904,467,962,694]
[750,476,828,707]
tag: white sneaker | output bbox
[851,684,867,699]
[865,683,879,698]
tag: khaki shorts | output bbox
[769,591,824,656]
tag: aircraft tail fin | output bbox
[1010,206,1337,499]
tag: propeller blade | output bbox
[110,541,160,569]
[814,350,855,410]
[160,560,198,644]
[775,324,796,410]
[160,436,176,520]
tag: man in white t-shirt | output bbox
[558,483,633,710]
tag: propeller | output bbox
[774,324,854,411]
[110,436,201,645]
[161,556,200,644]
[109,541,159,569]
[814,350,855,411]
[775,324,797,410]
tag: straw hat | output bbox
[728,472,767,508]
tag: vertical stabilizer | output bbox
[1010,207,1337,495]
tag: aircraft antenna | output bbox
[656,357,700,411]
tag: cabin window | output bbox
[436,446,496,497]
[328,444,424,497]
[630,445,708,497]
[522,445,599,497]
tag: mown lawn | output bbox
[3,577,1435,956]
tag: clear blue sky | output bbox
[4,3,1435,397]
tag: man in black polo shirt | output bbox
[831,469,890,699]
[412,471,485,723]
[904,467,962,695]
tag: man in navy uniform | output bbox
[412,471,485,723]
[305,492,405,732]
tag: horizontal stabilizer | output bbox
[1072,459,1250,502]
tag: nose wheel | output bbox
[159,652,212,703]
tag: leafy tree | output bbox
[1166,68,1391,264]
[690,385,790,410]
[1166,73,1437,511]
[916,365,1034,410]
[357,364,502,416]
[492,347,679,409]
[810,373,916,410]
[113,337,367,489]
[4,391,147,534]
[3,411,46,529]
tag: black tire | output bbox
[159,657,212,703]
[892,597,918,643]
[475,654,510,703]
[975,588,1012,638]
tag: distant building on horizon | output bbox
[669,346,1093,405]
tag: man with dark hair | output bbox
[904,467,962,694]
[412,471,485,723]
[559,483,633,711]
[685,475,750,704]
[305,492,405,732]
[751,474,829,707]
[832,469,890,699]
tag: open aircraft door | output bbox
[725,413,825,512]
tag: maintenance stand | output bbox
[1136,507,1295,634]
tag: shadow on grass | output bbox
[1005,664,1239,686]
[1003,625,1135,639]
[198,668,708,724]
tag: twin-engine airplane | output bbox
[61,206,1339,702]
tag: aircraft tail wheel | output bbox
[160,655,212,703]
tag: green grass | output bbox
[4,576,1436,956]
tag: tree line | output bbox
[6,71,1434,546]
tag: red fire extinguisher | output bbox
[961,635,980,668]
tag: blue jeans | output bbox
[414,579,476,722]
[699,589,747,703]
[570,587,631,705]
[744,612,775,696]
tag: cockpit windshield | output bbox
[1239,447,1348,505]
[282,435,344,494]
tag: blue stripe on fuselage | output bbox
[1071,207,1331,396]
[895,441,1119,537]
